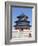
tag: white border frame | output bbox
[5,1,37,44]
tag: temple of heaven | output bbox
[14,13,31,31]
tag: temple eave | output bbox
[15,21,30,23]
[14,25,31,27]
[17,15,28,18]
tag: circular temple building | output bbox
[14,14,31,31]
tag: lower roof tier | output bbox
[14,25,31,27]
[14,26,30,30]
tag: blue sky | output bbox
[11,7,32,31]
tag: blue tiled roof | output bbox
[15,20,30,23]
[17,13,28,18]
[14,25,31,27]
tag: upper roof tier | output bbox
[17,13,28,19]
